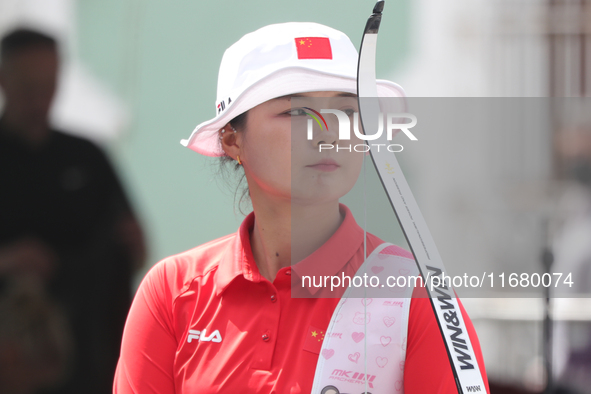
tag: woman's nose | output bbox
[312,117,339,148]
[314,129,338,147]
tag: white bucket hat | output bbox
[181,22,406,157]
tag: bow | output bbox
[356,2,486,393]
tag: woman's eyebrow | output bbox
[273,94,305,100]
[274,94,294,101]
[273,92,358,101]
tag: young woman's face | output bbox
[237,91,364,206]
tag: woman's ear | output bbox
[220,124,241,159]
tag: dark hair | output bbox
[229,111,248,132]
[1,28,57,63]
[217,111,251,215]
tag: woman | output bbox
[114,22,489,393]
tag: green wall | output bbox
[76,0,411,273]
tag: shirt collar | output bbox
[214,211,261,296]
[214,203,365,296]
[291,203,365,295]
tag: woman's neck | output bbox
[249,197,343,282]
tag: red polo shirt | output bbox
[114,204,489,393]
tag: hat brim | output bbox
[181,67,406,157]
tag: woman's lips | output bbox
[307,159,340,172]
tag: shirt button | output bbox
[262,333,270,342]
[286,270,291,276]
[270,294,277,303]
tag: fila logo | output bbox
[217,97,232,114]
[187,329,222,343]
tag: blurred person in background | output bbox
[0,277,71,394]
[551,117,591,394]
[0,28,146,394]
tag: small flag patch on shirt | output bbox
[295,37,332,59]
[303,325,325,354]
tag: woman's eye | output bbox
[285,108,308,116]
[343,108,356,117]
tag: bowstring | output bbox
[363,143,368,393]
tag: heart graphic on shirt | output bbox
[401,336,407,351]
[322,349,335,359]
[335,313,343,322]
[352,332,365,343]
[399,361,405,371]
[399,268,410,275]
[380,336,392,347]
[377,254,389,260]
[396,380,403,391]
[348,352,360,363]
[371,266,384,274]
[361,298,372,306]
[376,356,389,368]
[383,316,396,327]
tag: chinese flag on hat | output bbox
[295,37,333,59]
